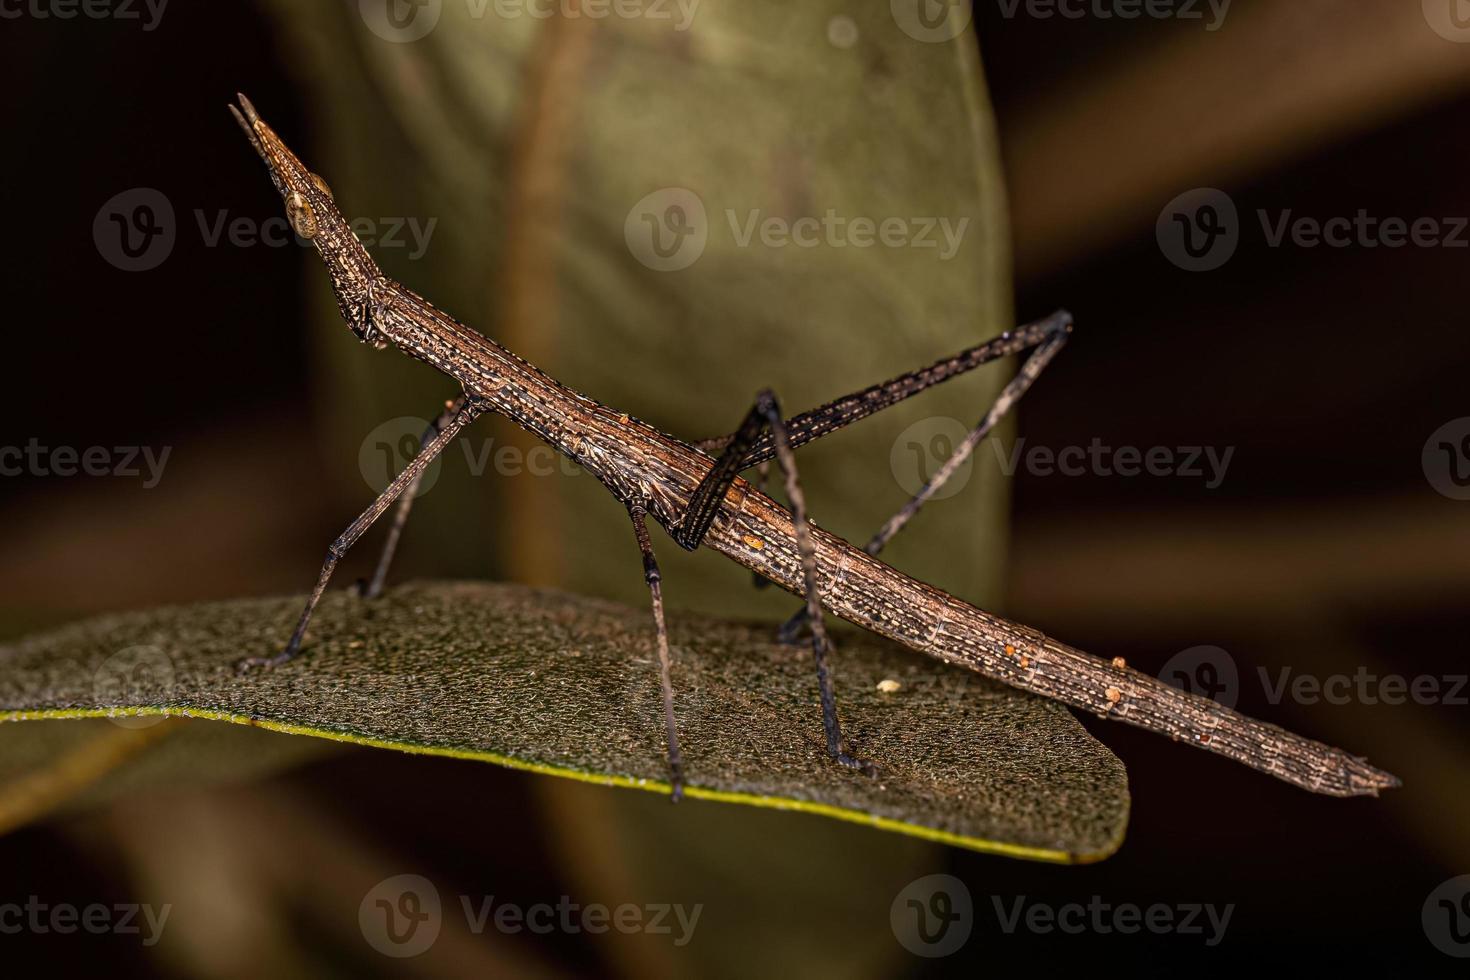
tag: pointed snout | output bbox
[226,91,382,336]
[229,92,313,198]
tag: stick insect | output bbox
[229,94,1398,801]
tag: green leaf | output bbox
[0,582,1127,862]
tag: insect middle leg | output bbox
[679,390,875,775]
[357,395,471,600]
[240,397,484,670]
[627,504,685,800]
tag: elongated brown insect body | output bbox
[230,94,1398,800]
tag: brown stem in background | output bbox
[498,6,599,588]
[1007,0,1470,278]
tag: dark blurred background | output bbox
[1,1,1467,976]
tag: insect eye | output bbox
[287,191,318,239]
[310,173,333,199]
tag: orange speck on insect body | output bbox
[1004,644,1016,656]
[741,534,766,550]
[1112,657,1127,669]
[1106,687,1122,703]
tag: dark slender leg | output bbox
[676,396,768,550]
[778,324,1070,642]
[867,333,1067,548]
[759,391,874,774]
[683,389,874,774]
[693,310,1072,467]
[240,401,483,670]
[628,505,685,801]
[358,394,470,600]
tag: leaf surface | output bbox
[0,582,1127,861]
